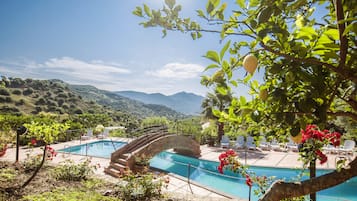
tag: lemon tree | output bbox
[134,0,356,200]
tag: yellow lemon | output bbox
[243,54,258,74]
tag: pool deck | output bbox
[1,138,355,201]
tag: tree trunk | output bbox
[217,122,224,143]
[310,160,316,201]
[21,144,47,189]
[259,157,357,201]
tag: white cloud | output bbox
[146,62,204,79]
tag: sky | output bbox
[0,0,259,96]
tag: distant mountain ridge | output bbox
[116,91,204,115]
[69,85,185,119]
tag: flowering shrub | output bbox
[217,149,273,198]
[51,158,97,181]
[299,125,341,165]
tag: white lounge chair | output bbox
[271,139,287,152]
[81,129,93,140]
[246,136,256,150]
[234,135,245,149]
[97,128,110,139]
[287,138,298,152]
[220,135,230,148]
[258,136,271,151]
[323,144,339,154]
[338,140,355,155]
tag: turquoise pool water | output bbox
[58,140,357,201]
[59,140,126,158]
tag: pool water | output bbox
[150,152,357,201]
[59,140,127,158]
[58,140,357,201]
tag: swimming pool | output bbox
[59,140,127,158]
[58,140,357,201]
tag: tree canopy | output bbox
[134,0,356,200]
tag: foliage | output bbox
[51,159,96,181]
[134,0,356,199]
[21,187,121,201]
[22,153,45,173]
[24,120,70,144]
[140,116,169,128]
[113,173,166,201]
[218,149,274,197]
[0,168,17,183]
[109,128,126,137]
[299,124,341,166]
[134,0,357,138]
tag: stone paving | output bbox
[1,138,355,200]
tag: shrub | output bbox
[21,187,120,201]
[23,88,34,96]
[12,89,22,95]
[0,168,17,183]
[0,88,10,96]
[15,99,25,106]
[113,173,166,201]
[23,154,44,173]
[51,159,96,181]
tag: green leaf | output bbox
[236,0,245,9]
[240,96,247,105]
[204,50,221,64]
[132,7,143,17]
[216,86,228,95]
[191,32,197,40]
[143,4,152,17]
[249,0,259,7]
[204,64,220,71]
[162,29,167,38]
[220,40,231,60]
[165,0,176,9]
[197,9,205,18]
[323,29,339,41]
[212,109,221,117]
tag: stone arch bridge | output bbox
[104,125,201,177]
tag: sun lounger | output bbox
[246,136,256,150]
[271,139,287,152]
[220,135,230,148]
[258,136,271,151]
[97,128,110,139]
[338,140,355,155]
[81,129,93,140]
[287,139,298,152]
[234,135,245,149]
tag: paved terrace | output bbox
[1,138,355,201]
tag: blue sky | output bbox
[0,0,259,96]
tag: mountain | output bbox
[68,85,186,119]
[0,76,185,120]
[116,91,204,115]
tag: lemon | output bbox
[243,54,258,74]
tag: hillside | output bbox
[116,91,204,115]
[69,85,186,119]
[0,78,102,115]
[0,77,185,119]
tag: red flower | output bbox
[31,139,37,146]
[315,150,328,164]
[245,175,253,187]
[218,164,224,174]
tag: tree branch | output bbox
[334,0,348,68]
[260,157,357,201]
[260,42,357,84]
[328,111,357,121]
